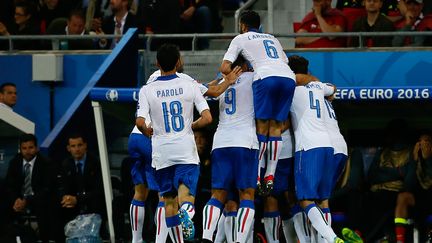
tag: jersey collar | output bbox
[155,74,178,81]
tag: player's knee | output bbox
[211,190,227,203]
[239,188,255,200]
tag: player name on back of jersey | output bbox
[247,33,274,40]
[305,82,323,90]
[156,88,184,98]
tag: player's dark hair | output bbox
[0,82,16,93]
[288,55,309,74]
[231,55,246,69]
[157,44,180,72]
[240,10,260,30]
[19,133,37,147]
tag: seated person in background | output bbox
[393,131,432,243]
[49,9,95,50]
[93,0,141,49]
[382,0,404,21]
[363,119,415,242]
[5,134,57,242]
[393,0,426,46]
[295,0,347,48]
[179,0,212,50]
[39,0,70,32]
[57,133,106,239]
[0,82,17,110]
[336,0,367,31]
[350,0,395,47]
[0,1,41,50]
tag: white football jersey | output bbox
[147,70,209,95]
[279,129,294,159]
[212,72,258,150]
[137,74,210,170]
[323,99,348,155]
[223,31,295,81]
[290,81,335,152]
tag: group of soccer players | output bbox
[127,9,348,243]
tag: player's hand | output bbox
[225,66,243,85]
[61,195,77,208]
[143,123,153,137]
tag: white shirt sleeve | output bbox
[223,36,242,63]
[136,86,151,125]
[323,83,336,96]
[193,81,209,95]
[193,84,210,114]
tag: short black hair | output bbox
[0,82,16,93]
[288,55,309,74]
[231,55,246,69]
[15,1,37,17]
[67,132,87,144]
[19,133,37,146]
[157,44,180,72]
[240,10,261,30]
[69,9,86,21]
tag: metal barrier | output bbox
[2,31,432,51]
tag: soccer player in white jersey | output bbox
[129,57,242,243]
[136,44,213,243]
[220,10,296,194]
[202,55,259,243]
[288,55,344,243]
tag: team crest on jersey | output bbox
[106,89,119,101]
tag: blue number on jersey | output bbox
[263,40,279,59]
[224,88,236,115]
[309,91,321,118]
[324,99,337,120]
[161,101,185,132]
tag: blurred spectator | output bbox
[56,133,106,240]
[393,0,426,46]
[0,82,17,110]
[295,0,347,48]
[382,0,404,21]
[350,0,395,47]
[4,134,57,242]
[362,119,415,242]
[0,1,41,50]
[336,0,367,31]
[39,0,70,33]
[47,9,95,50]
[93,0,141,49]
[179,0,212,49]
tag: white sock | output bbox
[316,208,332,243]
[293,212,312,243]
[236,200,255,243]
[202,198,224,241]
[155,202,168,243]
[264,138,283,179]
[257,134,268,182]
[225,212,237,243]
[181,201,196,219]
[214,212,226,243]
[305,204,336,243]
[282,218,297,243]
[246,219,254,243]
[166,214,184,243]
[263,211,281,243]
[130,199,145,243]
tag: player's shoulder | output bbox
[146,70,161,84]
[239,71,255,81]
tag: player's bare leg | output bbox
[164,194,184,243]
[264,120,284,194]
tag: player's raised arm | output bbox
[205,66,243,97]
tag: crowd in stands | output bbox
[2,0,432,50]
[296,0,432,48]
